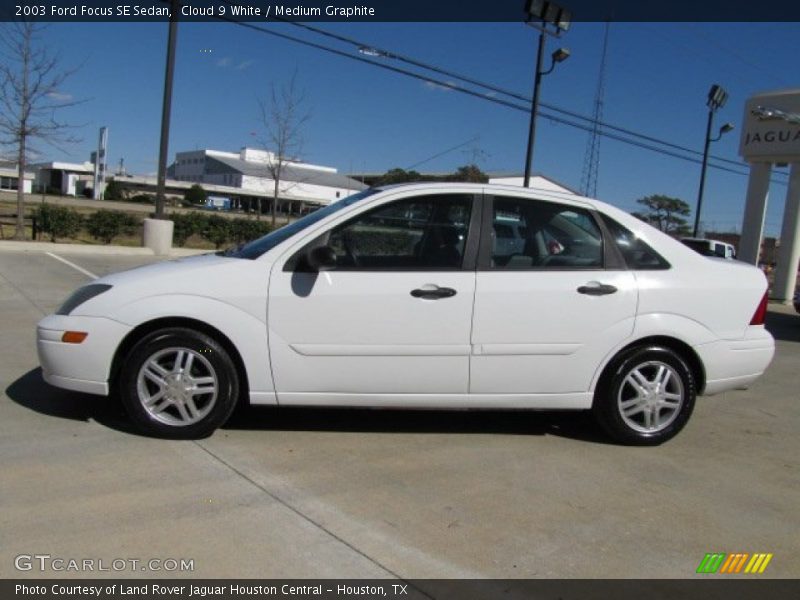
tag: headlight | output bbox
[56,284,113,315]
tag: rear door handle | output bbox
[411,285,457,300]
[577,282,618,296]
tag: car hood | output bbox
[69,253,272,320]
[98,252,233,286]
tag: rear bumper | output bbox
[37,314,132,397]
[696,326,775,396]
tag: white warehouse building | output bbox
[169,147,367,208]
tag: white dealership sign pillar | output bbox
[773,164,800,302]
[738,89,800,303]
[738,162,772,265]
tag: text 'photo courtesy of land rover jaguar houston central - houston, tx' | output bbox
[37,183,775,445]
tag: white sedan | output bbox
[37,183,774,444]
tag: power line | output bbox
[210,13,787,186]
[405,136,481,170]
[279,19,776,176]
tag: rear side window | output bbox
[602,216,670,270]
[490,196,603,269]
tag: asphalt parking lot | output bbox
[1,247,798,579]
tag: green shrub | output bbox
[230,218,272,244]
[202,214,232,249]
[85,209,139,244]
[171,212,209,247]
[103,180,124,201]
[34,204,83,242]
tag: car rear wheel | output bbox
[119,327,239,439]
[593,345,696,445]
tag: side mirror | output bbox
[306,245,337,271]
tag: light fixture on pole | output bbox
[693,84,733,237]
[522,0,571,188]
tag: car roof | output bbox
[371,181,595,208]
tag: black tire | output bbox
[592,345,696,446]
[118,327,239,439]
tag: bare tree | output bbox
[0,22,81,240]
[257,72,310,227]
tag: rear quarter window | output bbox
[602,216,670,270]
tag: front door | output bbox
[268,192,479,405]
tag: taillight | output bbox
[749,291,768,326]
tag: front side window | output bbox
[225,189,378,259]
[323,194,473,270]
[490,196,603,269]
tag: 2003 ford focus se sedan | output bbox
[37,183,775,445]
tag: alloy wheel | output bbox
[617,360,685,434]
[136,347,218,427]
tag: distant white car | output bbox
[681,237,737,259]
[37,183,774,445]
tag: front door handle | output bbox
[410,285,457,300]
[577,282,618,296]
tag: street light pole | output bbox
[155,0,180,220]
[523,30,546,188]
[693,108,715,237]
[693,84,730,238]
[522,0,571,188]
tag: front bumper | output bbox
[696,326,775,396]
[37,314,133,396]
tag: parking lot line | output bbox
[45,252,99,280]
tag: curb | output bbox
[0,240,208,257]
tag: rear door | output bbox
[470,193,638,399]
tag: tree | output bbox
[380,168,423,185]
[631,195,692,236]
[184,183,207,205]
[258,71,311,227]
[449,164,488,183]
[0,23,81,240]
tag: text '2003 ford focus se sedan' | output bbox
[37,183,774,445]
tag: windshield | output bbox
[222,189,378,259]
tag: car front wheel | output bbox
[593,346,696,445]
[119,327,239,439]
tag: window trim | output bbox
[285,192,483,273]
[477,194,613,272]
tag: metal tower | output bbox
[580,22,610,198]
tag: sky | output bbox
[16,20,800,236]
